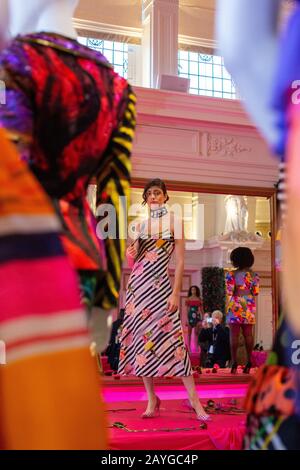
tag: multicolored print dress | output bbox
[118,229,192,377]
[0,129,106,449]
[225,270,259,324]
[0,32,136,310]
[0,32,136,449]
[186,299,203,328]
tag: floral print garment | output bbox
[118,229,192,377]
[225,270,259,324]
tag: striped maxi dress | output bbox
[118,229,192,377]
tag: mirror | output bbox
[119,186,274,368]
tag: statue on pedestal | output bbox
[220,195,260,243]
[224,195,248,233]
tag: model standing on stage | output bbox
[118,178,210,421]
[186,285,204,351]
[225,247,259,374]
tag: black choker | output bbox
[150,207,168,218]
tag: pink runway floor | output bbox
[104,383,248,450]
[103,383,247,403]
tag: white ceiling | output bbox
[75,0,294,45]
[75,0,216,40]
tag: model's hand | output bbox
[166,293,179,313]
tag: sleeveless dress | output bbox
[118,228,192,377]
[186,299,203,328]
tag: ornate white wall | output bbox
[123,86,276,350]
[76,0,279,353]
[132,87,278,187]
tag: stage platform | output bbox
[103,367,254,387]
[101,354,255,387]
[104,383,248,450]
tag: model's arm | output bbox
[126,222,140,269]
[216,0,282,153]
[167,215,184,313]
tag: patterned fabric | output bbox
[244,2,300,450]
[244,363,300,450]
[118,228,192,377]
[186,299,203,327]
[225,270,259,324]
[78,271,98,309]
[0,32,136,310]
[245,414,300,450]
[95,88,136,310]
[0,129,87,362]
[277,162,286,218]
[0,129,106,449]
[244,365,296,417]
[243,315,300,450]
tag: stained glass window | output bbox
[78,37,128,79]
[178,51,237,99]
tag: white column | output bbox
[256,288,273,350]
[215,195,227,236]
[247,197,256,233]
[142,0,179,88]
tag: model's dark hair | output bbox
[142,178,169,205]
[188,285,201,297]
[230,247,254,270]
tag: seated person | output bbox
[198,310,231,368]
[105,308,125,371]
[198,312,212,366]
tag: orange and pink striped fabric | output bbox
[0,129,107,449]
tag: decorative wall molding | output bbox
[73,18,142,41]
[207,134,252,158]
[73,17,218,50]
[132,87,278,188]
[178,34,217,50]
